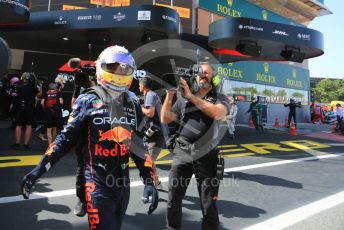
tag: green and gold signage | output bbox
[214,62,310,90]
[199,0,303,27]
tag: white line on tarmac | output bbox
[224,152,344,173]
[1,153,344,205]
[326,143,344,146]
[242,190,344,230]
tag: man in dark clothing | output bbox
[11,72,39,150]
[139,76,168,189]
[161,63,229,230]
[284,97,301,128]
[246,96,264,132]
[21,46,159,230]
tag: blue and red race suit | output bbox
[30,89,154,229]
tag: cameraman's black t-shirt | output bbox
[172,91,230,143]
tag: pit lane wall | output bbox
[235,101,311,125]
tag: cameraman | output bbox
[139,76,167,189]
[70,64,97,217]
[161,63,229,230]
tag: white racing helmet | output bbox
[96,45,136,93]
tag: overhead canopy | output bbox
[0,5,180,59]
[209,17,324,63]
[246,0,332,25]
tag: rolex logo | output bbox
[263,62,269,73]
[292,68,297,78]
[227,0,233,7]
[262,10,268,21]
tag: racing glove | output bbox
[142,185,159,214]
[21,166,45,199]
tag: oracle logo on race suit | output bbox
[93,117,135,126]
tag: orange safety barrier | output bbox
[289,122,297,136]
[284,117,289,128]
[332,123,337,133]
[274,117,280,127]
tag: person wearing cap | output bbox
[284,97,301,128]
[139,76,168,190]
[246,96,264,132]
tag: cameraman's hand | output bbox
[165,90,176,101]
[142,185,159,214]
[180,78,192,99]
[21,167,42,199]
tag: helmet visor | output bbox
[101,63,134,75]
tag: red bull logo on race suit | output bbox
[96,127,133,158]
[98,127,132,142]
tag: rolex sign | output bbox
[0,0,31,25]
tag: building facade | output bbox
[6,0,331,124]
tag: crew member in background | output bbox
[284,97,301,128]
[21,45,159,230]
[312,102,325,124]
[161,63,229,230]
[10,73,39,150]
[226,96,238,139]
[139,76,167,190]
[41,82,64,146]
[335,103,343,130]
[8,76,20,129]
[246,96,264,132]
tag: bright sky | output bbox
[308,0,344,79]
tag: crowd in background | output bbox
[0,73,65,150]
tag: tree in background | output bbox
[292,92,304,100]
[245,86,258,96]
[312,79,344,102]
[262,89,275,102]
[276,89,287,102]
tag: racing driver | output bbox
[21,45,159,230]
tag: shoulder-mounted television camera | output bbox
[68,58,96,87]
[161,64,203,94]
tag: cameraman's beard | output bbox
[198,82,211,89]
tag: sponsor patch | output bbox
[92,99,103,108]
